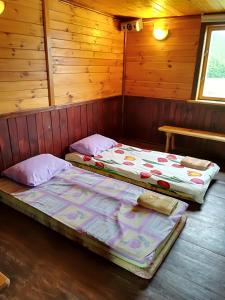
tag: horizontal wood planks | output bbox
[66,0,225,18]
[0,0,49,114]
[124,96,225,162]
[49,0,124,105]
[125,16,201,100]
[0,0,124,114]
[0,96,122,172]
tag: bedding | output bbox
[137,192,178,215]
[65,143,220,203]
[2,154,71,186]
[0,165,188,278]
[69,134,116,156]
[181,156,211,171]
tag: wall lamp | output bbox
[0,1,5,15]
[153,21,169,40]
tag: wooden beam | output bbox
[42,0,55,106]
[121,31,127,136]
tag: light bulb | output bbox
[0,1,5,15]
[153,22,169,40]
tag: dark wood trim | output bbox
[191,22,206,99]
[42,0,55,106]
[121,31,127,137]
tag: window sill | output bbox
[187,100,225,107]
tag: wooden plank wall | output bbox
[124,96,225,162]
[0,0,124,114]
[0,0,49,114]
[0,96,122,172]
[125,16,201,99]
[124,15,225,164]
[49,0,124,105]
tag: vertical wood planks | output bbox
[124,96,225,161]
[80,105,88,138]
[87,104,94,136]
[36,112,46,154]
[42,111,53,153]
[27,114,39,157]
[59,109,69,154]
[0,119,12,169]
[74,106,82,142]
[8,118,20,165]
[51,110,62,156]
[0,96,122,172]
[16,117,30,161]
[92,102,99,135]
[42,0,55,105]
[66,107,76,145]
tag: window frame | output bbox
[196,24,225,102]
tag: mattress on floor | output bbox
[65,143,220,203]
[0,166,188,279]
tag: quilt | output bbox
[65,143,220,203]
[12,166,188,267]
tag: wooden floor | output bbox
[1,174,225,300]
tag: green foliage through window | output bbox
[207,56,225,78]
[206,30,225,79]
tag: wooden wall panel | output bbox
[49,0,124,105]
[124,96,225,163]
[125,16,201,100]
[0,96,122,173]
[0,0,49,114]
[0,0,124,114]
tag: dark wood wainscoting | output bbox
[0,96,122,172]
[124,96,225,163]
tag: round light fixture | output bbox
[0,1,5,15]
[153,22,169,40]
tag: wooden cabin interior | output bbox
[0,0,225,299]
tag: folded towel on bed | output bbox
[181,156,211,171]
[137,192,178,215]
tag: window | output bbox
[197,25,225,101]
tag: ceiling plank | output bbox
[61,0,225,18]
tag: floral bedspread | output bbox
[65,143,220,203]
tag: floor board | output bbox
[1,174,225,300]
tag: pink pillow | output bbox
[2,154,72,186]
[69,134,117,156]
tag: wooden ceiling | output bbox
[64,0,225,18]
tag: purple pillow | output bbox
[69,134,117,156]
[2,154,72,186]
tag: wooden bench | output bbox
[158,125,225,152]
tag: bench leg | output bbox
[171,134,175,150]
[165,133,172,152]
